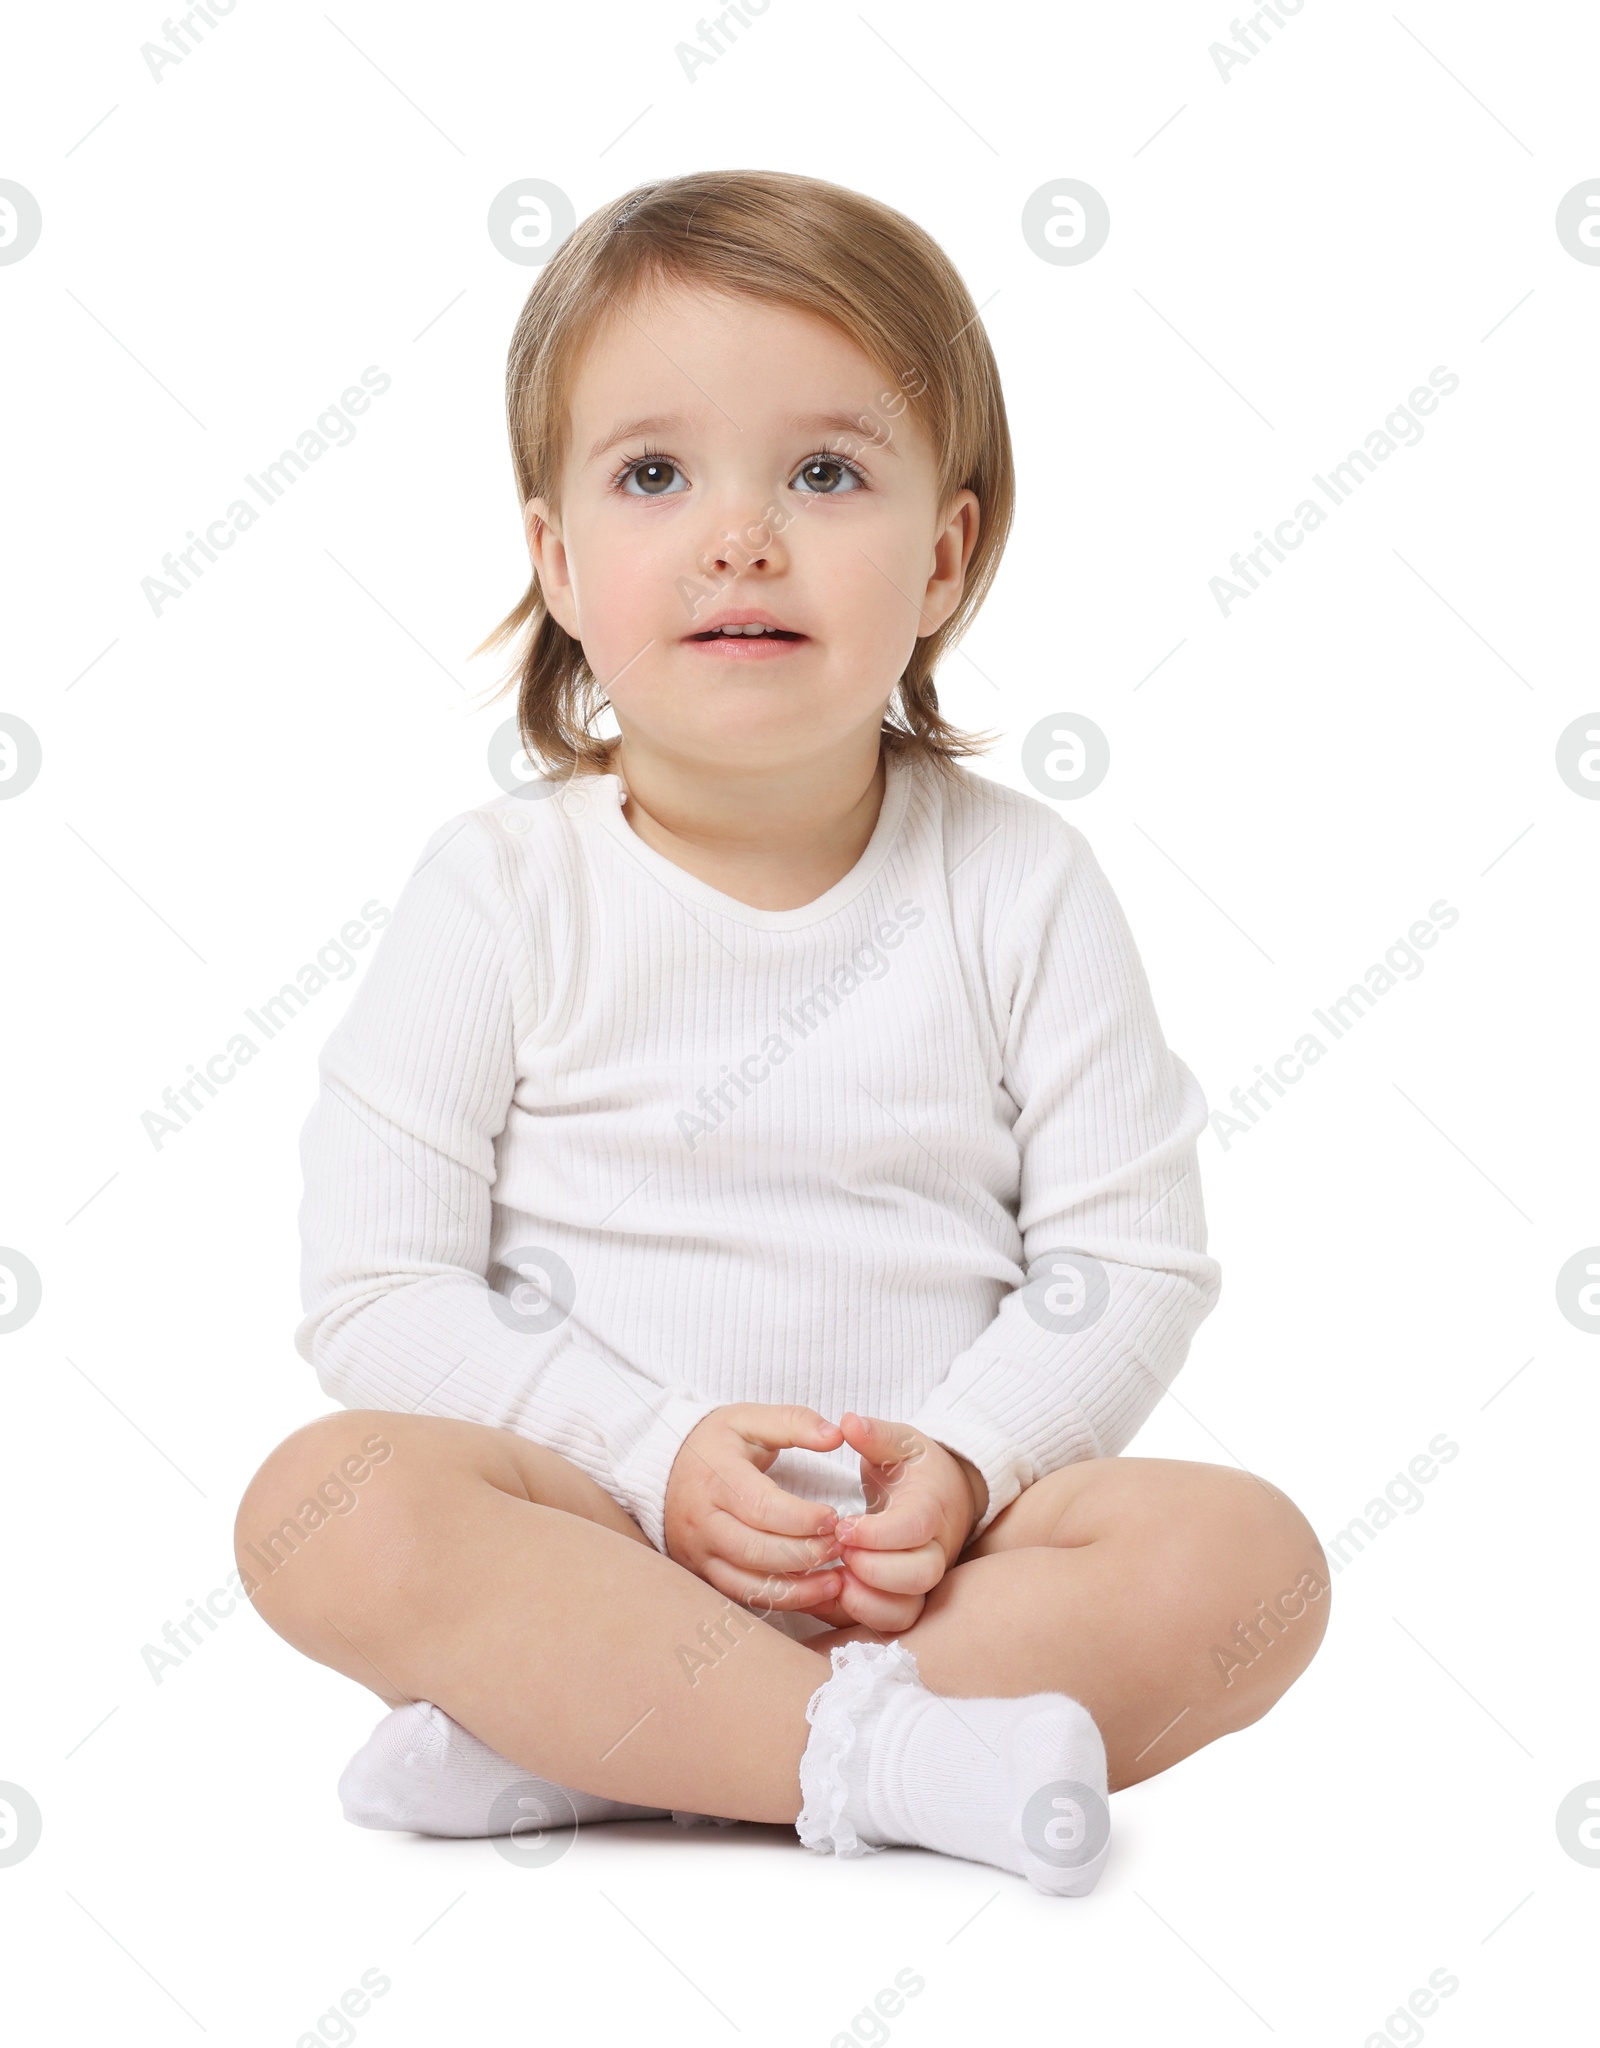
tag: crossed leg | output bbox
[807,1455,1331,1788]
[234,1411,1329,1823]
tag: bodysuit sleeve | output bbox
[907,817,1222,1538]
[292,811,715,1553]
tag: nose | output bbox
[694,484,791,584]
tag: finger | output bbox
[702,1508,842,1577]
[840,1412,928,1517]
[677,1432,839,1537]
[794,1591,857,1630]
[838,1411,921,1476]
[837,1538,945,1596]
[833,1571,925,1634]
[779,1567,856,1612]
[833,1492,941,1553]
[733,1404,847,1456]
[698,1553,845,1613]
[710,1462,842,1540]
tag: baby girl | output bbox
[234,168,1329,1896]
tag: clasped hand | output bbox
[661,1403,988,1633]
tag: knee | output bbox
[1189,1467,1331,1708]
[232,1411,413,1635]
[1069,1461,1328,1710]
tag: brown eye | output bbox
[626,460,676,495]
[618,458,680,497]
[792,456,861,494]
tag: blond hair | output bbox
[474,169,1014,779]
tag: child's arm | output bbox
[292,812,715,1555]
[903,815,1223,1542]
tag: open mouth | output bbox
[688,625,803,641]
[683,617,808,658]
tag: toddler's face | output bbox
[525,282,977,770]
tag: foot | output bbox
[796,1640,1111,1897]
[337,1702,732,1838]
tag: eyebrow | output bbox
[585,414,685,464]
[584,407,901,465]
[785,410,902,456]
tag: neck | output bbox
[604,730,890,912]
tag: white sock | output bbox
[337,1702,735,1838]
[795,1640,1111,1897]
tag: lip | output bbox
[682,605,809,659]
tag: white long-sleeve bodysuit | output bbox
[294,745,1222,1569]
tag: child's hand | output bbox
[663,1403,849,1613]
[807,1413,985,1634]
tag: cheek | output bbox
[820,524,929,662]
[569,523,671,648]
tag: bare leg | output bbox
[234,1411,836,1825]
[806,1456,1332,1791]
[237,1419,1328,1823]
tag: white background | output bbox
[3,0,1597,2040]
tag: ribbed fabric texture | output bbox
[293,746,1222,1556]
[797,1640,1112,1893]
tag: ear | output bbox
[916,487,981,637]
[524,495,579,638]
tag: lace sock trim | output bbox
[795,1638,923,1858]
